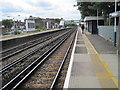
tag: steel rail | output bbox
[1,30,67,61]
[1,34,57,61]
[0,29,67,55]
[50,31,75,89]
[1,30,74,90]
[0,31,70,72]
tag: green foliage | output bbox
[13,30,21,35]
[35,23,45,31]
[65,24,77,28]
[77,2,116,19]
[65,24,77,26]
[2,19,12,28]
[35,24,40,29]
[77,2,95,19]
[55,18,61,23]
[77,2,120,25]
[36,29,42,32]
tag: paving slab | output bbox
[75,47,88,54]
[86,34,117,54]
[71,62,96,76]
[64,27,118,89]
[69,76,101,88]
[73,54,91,62]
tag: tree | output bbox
[55,18,61,23]
[77,2,97,19]
[35,24,40,29]
[77,2,120,24]
[2,19,12,28]
[77,2,119,18]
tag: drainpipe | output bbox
[97,9,99,28]
[118,16,120,54]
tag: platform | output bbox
[64,27,119,89]
[0,29,59,41]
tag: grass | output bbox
[0,29,59,40]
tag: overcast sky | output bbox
[0,0,81,21]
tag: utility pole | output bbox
[118,16,120,54]
[97,9,99,29]
[109,17,111,26]
[13,18,15,31]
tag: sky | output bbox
[0,0,81,21]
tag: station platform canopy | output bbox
[77,0,120,2]
[84,16,104,22]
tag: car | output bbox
[3,31,14,35]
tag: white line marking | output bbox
[63,27,78,89]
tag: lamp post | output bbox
[7,16,10,32]
[118,16,120,54]
[108,5,111,26]
[97,9,99,29]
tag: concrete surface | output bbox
[66,27,119,89]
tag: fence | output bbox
[98,26,119,45]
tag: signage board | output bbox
[109,11,120,18]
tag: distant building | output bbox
[34,17,44,29]
[0,21,4,29]
[54,23,59,28]
[65,20,80,25]
[24,16,58,31]
[42,18,56,29]
[31,17,56,30]
[1,19,25,34]
[24,16,35,31]
[59,19,65,28]
[11,20,25,30]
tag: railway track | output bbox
[1,29,68,61]
[1,31,69,72]
[20,28,76,89]
[1,30,71,86]
[1,29,71,68]
[1,27,77,90]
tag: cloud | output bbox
[2,8,22,13]
[0,0,81,21]
[39,1,53,7]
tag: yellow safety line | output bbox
[82,34,119,89]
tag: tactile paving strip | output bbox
[75,46,87,54]
[76,41,85,44]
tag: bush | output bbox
[35,25,39,29]
[35,28,45,32]
[13,30,21,35]
[36,29,42,32]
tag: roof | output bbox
[84,16,104,21]
[77,0,120,2]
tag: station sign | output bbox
[109,11,120,18]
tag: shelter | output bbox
[84,16,104,34]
